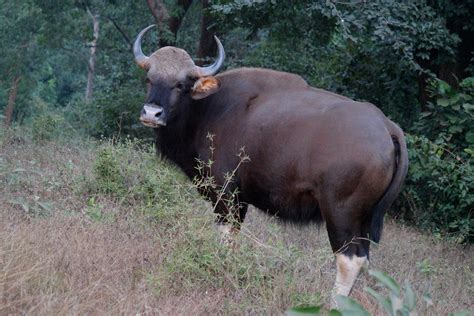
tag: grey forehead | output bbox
[147,47,196,81]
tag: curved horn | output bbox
[133,24,155,69]
[196,36,225,76]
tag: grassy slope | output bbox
[0,128,472,315]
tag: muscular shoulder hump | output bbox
[217,67,309,91]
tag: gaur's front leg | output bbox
[213,196,248,245]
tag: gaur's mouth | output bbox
[140,117,166,128]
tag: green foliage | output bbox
[330,296,370,316]
[28,97,77,141]
[84,196,114,222]
[84,138,193,222]
[92,145,127,196]
[393,78,474,243]
[415,77,474,158]
[7,196,53,218]
[212,0,463,125]
[31,113,62,142]
[85,83,148,138]
[287,270,471,316]
[395,134,473,243]
[323,0,459,124]
[364,271,415,316]
[287,306,322,316]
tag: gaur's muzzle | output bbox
[140,104,166,128]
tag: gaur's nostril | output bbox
[154,109,163,117]
[141,108,146,115]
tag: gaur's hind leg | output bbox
[325,216,371,307]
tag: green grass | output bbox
[0,126,472,314]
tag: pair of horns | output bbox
[133,25,225,76]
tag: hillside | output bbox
[1,129,472,315]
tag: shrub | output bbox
[415,77,474,158]
[31,112,64,141]
[393,134,473,243]
[92,145,127,196]
[84,139,194,222]
[392,77,474,243]
[28,97,72,142]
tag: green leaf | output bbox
[334,295,370,316]
[368,270,401,296]
[448,94,461,104]
[365,287,393,315]
[437,98,450,107]
[395,306,410,316]
[448,125,463,134]
[438,81,450,94]
[286,306,322,316]
[464,148,474,156]
[328,310,343,316]
[463,103,474,113]
[403,281,416,311]
[37,201,53,212]
[422,293,433,307]
[449,312,471,316]
[465,131,474,144]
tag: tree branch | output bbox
[104,15,132,48]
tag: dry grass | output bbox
[1,215,162,315]
[1,128,472,315]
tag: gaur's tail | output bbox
[370,122,409,243]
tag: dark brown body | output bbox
[154,67,408,258]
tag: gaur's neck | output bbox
[154,97,220,179]
[154,124,197,179]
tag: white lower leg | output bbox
[331,254,367,306]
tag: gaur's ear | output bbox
[191,76,221,100]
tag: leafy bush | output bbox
[85,139,193,221]
[415,77,474,158]
[62,79,150,140]
[87,86,146,138]
[93,145,127,196]
[212,0,462,126]
[392,78,474,243]
[31,112,65,141]
[27,97,71,141]
[393,134,473,243]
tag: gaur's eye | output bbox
[175,82,185,90]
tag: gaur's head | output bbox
[133,25,225,128]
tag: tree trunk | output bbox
[85,8,99,103]
[3,75,21,128]
[196,0,216,66]
[147,0,192,46]
[169,0,193,35]
[417,72,429,108]
[146,0,171,46]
